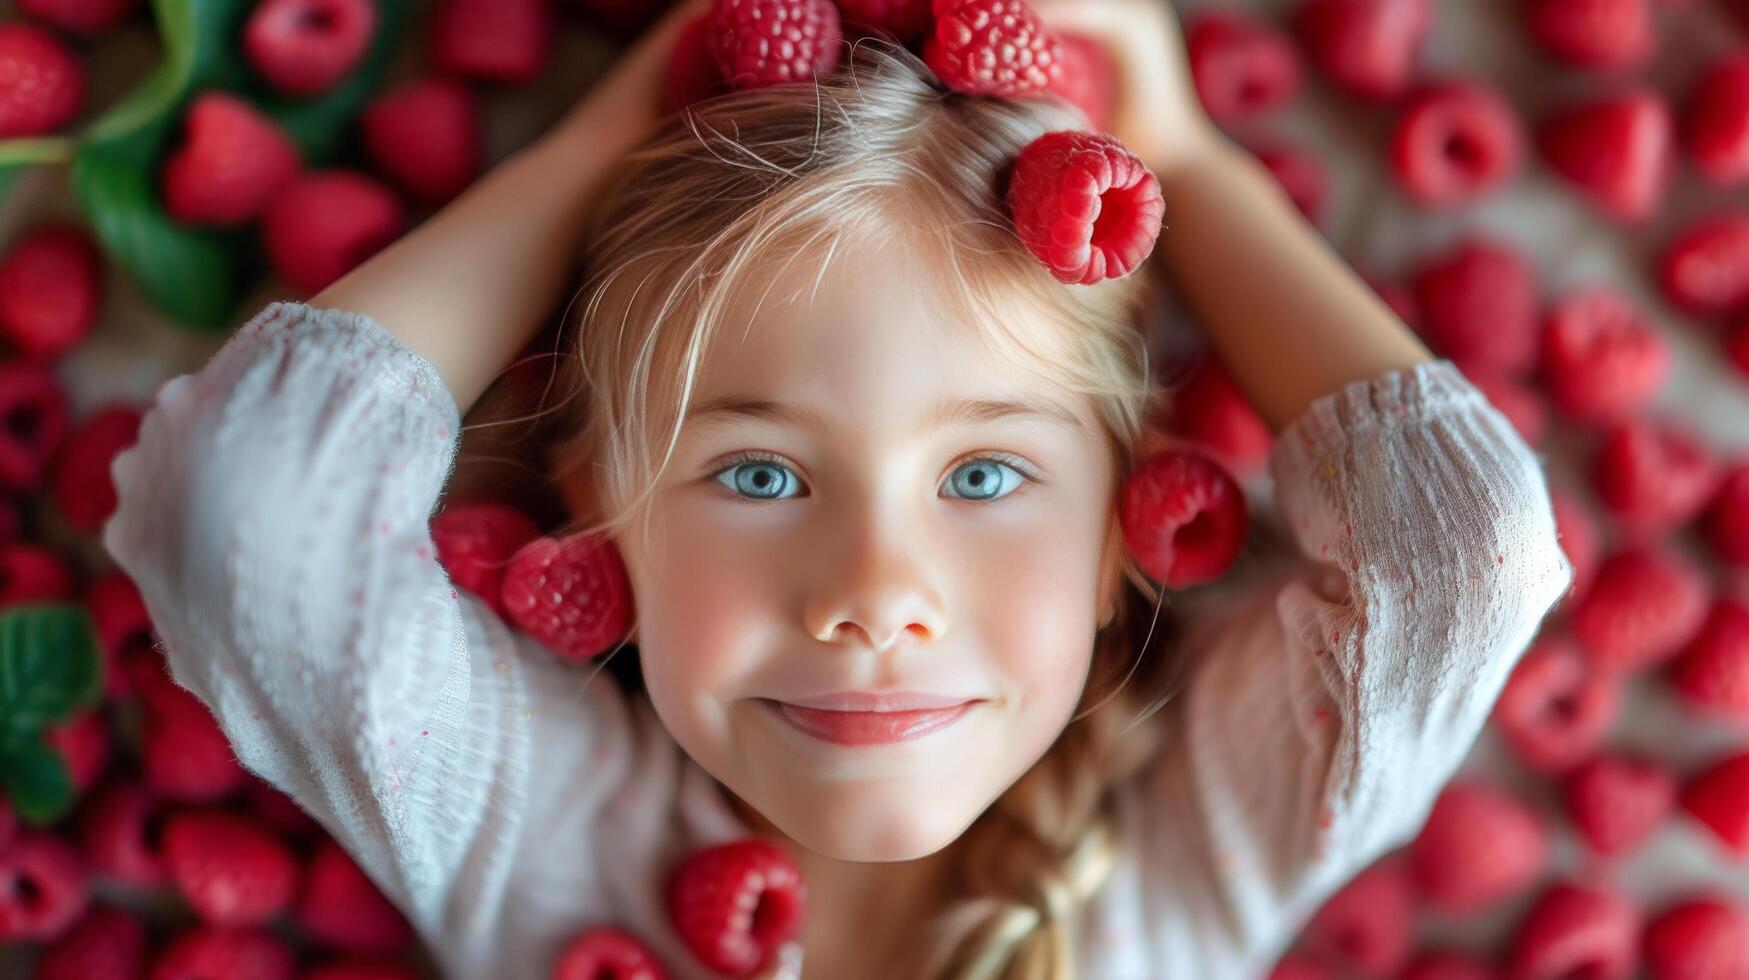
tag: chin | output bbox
[757,787,979,863]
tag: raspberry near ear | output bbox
[1005,130,1165,286]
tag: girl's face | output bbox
[615,239,1124,863]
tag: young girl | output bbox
[102,0,1575,977]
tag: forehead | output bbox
[691,235,1092,432]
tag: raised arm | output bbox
[311,0,707,414]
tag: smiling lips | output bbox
[764,699,980,746]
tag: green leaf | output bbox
[0,137,75,207]
[0,605,102,748]
[2,735,75,826]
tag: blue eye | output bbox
[943,458,1026,501]
[710,453,1033,502]
[715,458,802,501]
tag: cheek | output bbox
[964,505,1108,700]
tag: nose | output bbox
[803,508,947,652]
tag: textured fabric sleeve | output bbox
[99,301,632,975]
[1112,358,1575,976]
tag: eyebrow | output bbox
[683,395,1085,434]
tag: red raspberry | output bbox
[1185,9,1302,123]
[1669,598,1749,721]
[666,838,807,977]
[150,926,295,980]
[43,709,110,795]
[1572,545,1710,673]
[1704,462,1749,566]
[361,77,480,206]
[1399,950,1497,980]
[1524,0,1654,71]
[1729,318,1749,382]
[0,542,76,610]
[1506,882,1639,980]
[1537,89,1673,222]
[431,499,540,618]
[1590,416,1721,540]
[243,779,319,838]
[835,0,931,44]
[1537,288,1669,427]
[1303,858,1415,976]
[244,0,377,98]
[1293,0,1433,103]
[431,0,552,85]
[0,23,85,138]
[1049,31,1120,131]
[0,829,89,941]
[137,674,248,802]
[1410,237,1539,372]
[1561,752,1675,856]
[924,0,1060,98]
[1659,213,1749,319]
[1643,895,1749,980]
[1409,780,1548,916]
[1119,447,1249,589]
[303,963,420,980]
[1164,352,1274,480]
[84,569,154,699]
[1493,634,1620,774]
[162,808,301,927]
[500,532,634,662]
[1250,139,1328,226]
[711,0,841,89]
[1005,130,1164,285]
[1682,750,1749,856]
[161,92,303,228]
[261,170,405,296]
[1684,55,1749,186]
[77,779,170,888]
[0,224,103,361]
[295,837,412,954]
[52,404,144,532]
[553,926,673,980]
[1389,79,1523,208]
[1268,955,1333,980]
[1462,366,1547,446]
[0,361,69,492]
[663,12,727,111]
[33,904,147,980]
[17,0,145,34]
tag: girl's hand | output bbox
[1030,0,1220,176]
[555,0,711,146]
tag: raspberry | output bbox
[0,542,76,610]
[43,709,110,795]
[1049,31,1120,131]
[32,904,146,980]
[1659,213,1749,319]
[244,0,377,98]
[553,926,672,980]
[1461,366,1546,446]
[0,23,85,138]
[711,0,842,90]
[1643,895,1749,980]
[303,963,420,980]
[1268,955,1333,980]
[0,224,103,361]
[260,170,405,296]
[663,12,727,111]
[162,809,301,927]
[1590,417,1721,540]
[1669,598,1749,721]
[1005,130,1164,285]
[0,361,69,492]
[1400,950,1497,980]
[500,532,634,662]
[52,404,144,532]
[665,838,807,977]
[1250,139,1328,226]
[361,77,480,206]
[1185,9,1302,123]
[431,499,541,618]
[77,779,170,888]
[1389,79,1523,208]
[1537,89,1673,222]
[1684,55,1749,186]
[150,926,296,980]
[1303,858,1415,975]
[1729,319,1749,384]
[1493,634,1619,774]
[1524,0,1654,71]
[1704,462,1749,566]
[1164,352,1274,480]
[0,829,89,941]
[244,779,319,838]
[1682,750,1749,856]
[835,0,931,44]
[1537,287,1669,427]
[1119,447,1249,589]
[17,0,145,34]
[1293,0,1433,103]
[1409,780,1548,916]
[295,838,412,954]
[924,0,1060,98]
[84,569,154,699]
[161,92,303,228]
[1410,237,1539,372]
[137,674,248,802]
[430,0,552,85]
[1572,545,1710,673]
[1506,882,1639,980]
[1561,752,1675,856]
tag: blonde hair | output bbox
[531,37,1188,980]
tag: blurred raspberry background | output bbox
[2,0,1749,977]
